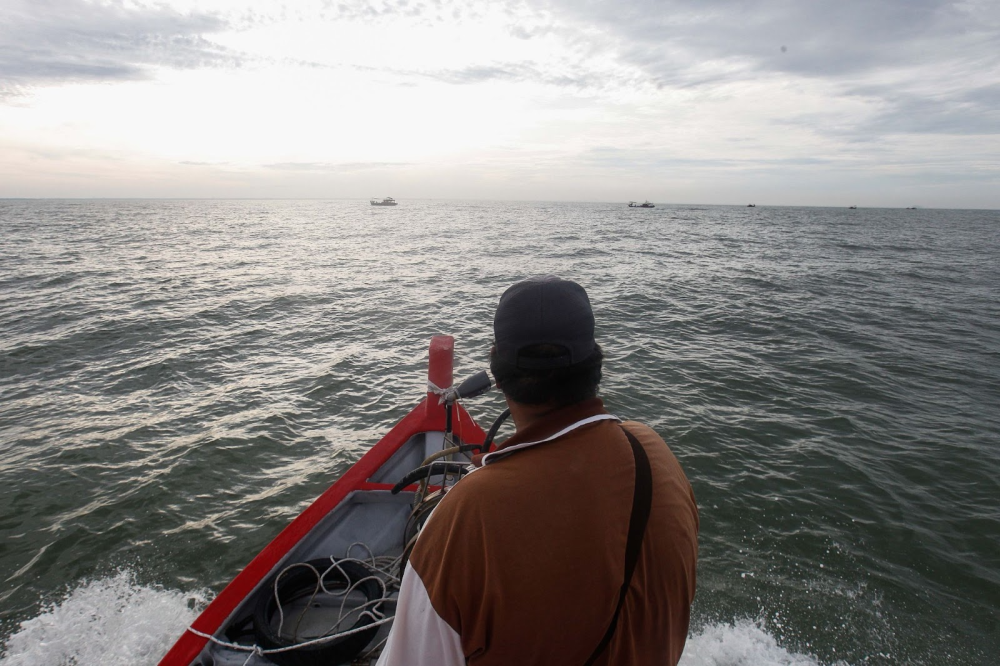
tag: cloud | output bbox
[422,62,605,89]
[263,161,413,172]
[0,0,241,96]
[540,0,991,76]
[318,0,437,21]
[2,0,998,206]
[579,146,838,173]
[844,83,1000,137]
[5,0,997,106]
[526,0,1000,136]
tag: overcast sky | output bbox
[1,0,998,207]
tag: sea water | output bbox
[1,199,998,665]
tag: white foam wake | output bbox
[1,574,833,666]
[0,571,207,666]
[681,620,836,666]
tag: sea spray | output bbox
[1,574,835,666]
[0,571,208,666]
[681,620,842,666]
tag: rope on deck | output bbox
[186,543,403,664]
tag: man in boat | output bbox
[377,276,699,665]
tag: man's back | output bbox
[405,400,698,665]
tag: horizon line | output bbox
[0,197,974,210]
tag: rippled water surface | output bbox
[1,199,998,665]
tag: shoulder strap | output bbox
[584,426,653,665]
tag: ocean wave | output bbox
[0,575,832,666]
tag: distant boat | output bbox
[628,200,655,208]
[849,206,857,209]
[747,204,756,208]
[370,197,397,206]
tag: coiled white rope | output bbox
[186,543,403,664]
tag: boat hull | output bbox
[160,336,485,666]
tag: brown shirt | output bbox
[405,398,699,665]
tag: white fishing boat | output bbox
[370,197,397,206]
[160,336,494,666]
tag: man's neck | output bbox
[505,397,561,432]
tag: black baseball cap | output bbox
[493,276,597,369]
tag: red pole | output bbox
[427,335,454,415]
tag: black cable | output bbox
[482,408,511,452]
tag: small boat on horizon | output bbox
[628,200,655,208]
[849,206,857,209]
[747,204,756,208]
[370,197,398,206]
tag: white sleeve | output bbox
[376,561,466,666]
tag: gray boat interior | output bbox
[194,430,472,666]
